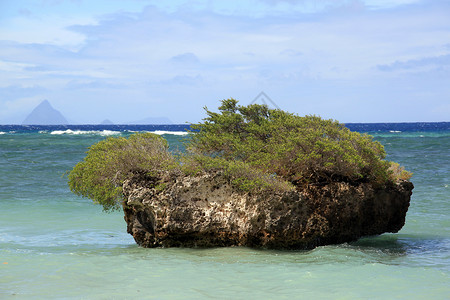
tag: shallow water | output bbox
[0,125,449,299]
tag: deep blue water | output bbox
[1,121,449,134]
[0,124,191,133]
[345,122,450,133]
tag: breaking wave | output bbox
[151,130,188,136]
[50,129,121,136]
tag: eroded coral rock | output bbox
[123,172,413,249]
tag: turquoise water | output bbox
[1,126,449,299]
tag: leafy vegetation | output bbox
[68,133,179,211]
[68,99,412,211]
[187,99,402,186]
[388,162,413,181]
[181,155,295,194]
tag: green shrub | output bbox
[181,155,294,194]
[68,133,179,211]
[188,99,406,186]
[68,99,412,211]
[388,162,413,181]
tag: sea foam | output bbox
[151,130,188,136]
[50,129,121,136]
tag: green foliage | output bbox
[181,155,294,194]
[68,133,179,211]
[388,162,413,181]
[69,99,412,211]
[188,98,408,186]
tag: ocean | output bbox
[0,123,449,299]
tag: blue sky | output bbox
[0,0,449,124]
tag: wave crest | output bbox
[151,130,188,136]
[50,130,121,136]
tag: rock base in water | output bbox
[123,172,413,249]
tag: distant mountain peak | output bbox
[100,119,114,125]
[22,100,69,125]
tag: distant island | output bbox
[100,119,114,125]
[22,100,69,125]
[21,100,174,125]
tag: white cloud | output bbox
[0,18,87,49]
[0,59,37,73]
[378,54,450,72]
[0,0,449,123]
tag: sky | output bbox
[0,0,449,124]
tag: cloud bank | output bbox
[0,0,449,123]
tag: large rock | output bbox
[122,172,413,249]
